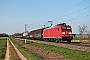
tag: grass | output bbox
[73,37,89,40]
[20,40,90,60]
[9,40,21,60]
[11,39,43,60]
[0,38,7,60]
[73,37,79,40]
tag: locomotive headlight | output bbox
[62,32,65,34]
[69,32,72,34]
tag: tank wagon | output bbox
[30,23,73,43]
[22,32,30,39]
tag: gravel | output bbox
[29,40,90,52]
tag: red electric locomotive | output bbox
[43,23,73,43]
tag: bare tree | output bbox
[78,24,87,42]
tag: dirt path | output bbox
[15,39,69,60]
[4,38,9,60]
[9,39,27,60]
[4,38,27,60]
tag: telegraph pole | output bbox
[17,30,18,33]
[25,24,27,33]
[24,24,27,44]
[25,24,32,33]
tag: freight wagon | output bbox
[30,29,43,40]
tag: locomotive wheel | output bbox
[67,40,71,44]
[59,39,61,43]
[50,38,53,41]
[55,39,59,43]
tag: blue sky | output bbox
[0,0,90,35]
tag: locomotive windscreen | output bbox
[62,26,71,30]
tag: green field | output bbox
[73,37,89,40]
[20,40,90,60]
[9,40,21,60]
[73,37,79,40]
[11,39,43,60]
[0,38,7,60]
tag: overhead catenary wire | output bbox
[58,10,90,22]
[44,0,87,21]
[71,11,90,20]
[63,14,90,23]
[34,0,90,29]
[42,0,89,27]
[53,6,90,21]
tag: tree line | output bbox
[0,33,9,37]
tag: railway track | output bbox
[70,42,90,47]
[26,39,90,47]
[59,42,90,47]
[22,39,90,52]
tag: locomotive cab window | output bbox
[62,27,66,30]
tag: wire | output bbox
[44,0,88,21]
[32,0,90,29]
[53,6,90,21]
[72,14,90,20]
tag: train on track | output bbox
[14,23,73,44]
[29,23,73,43]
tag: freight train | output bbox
[29,23,73,44]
